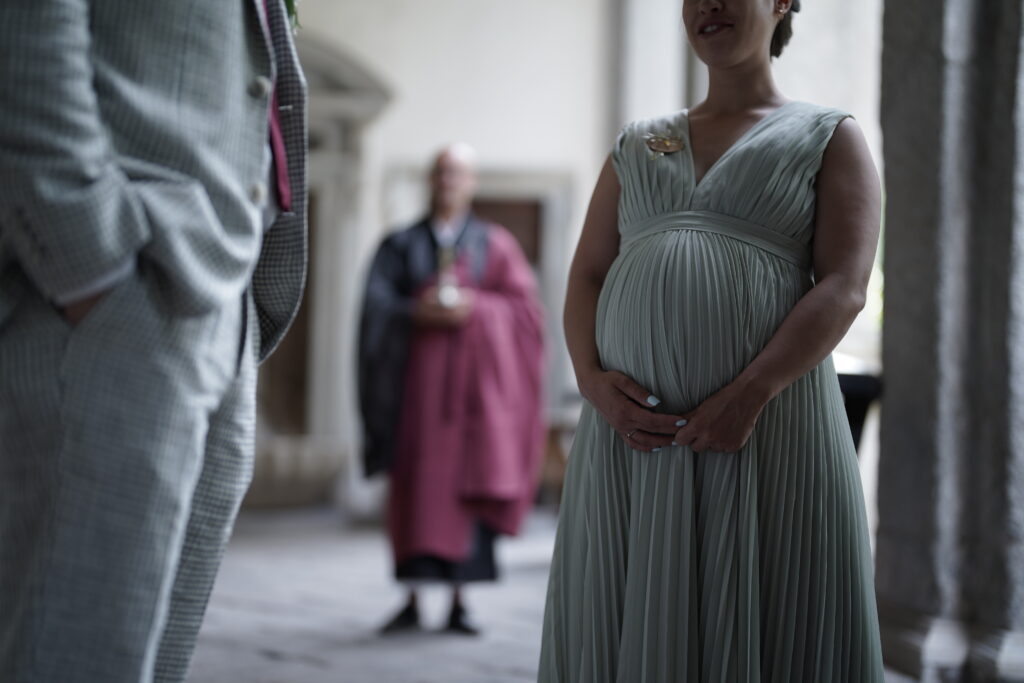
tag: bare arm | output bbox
[566,157,684,451]
[675,118,882,452]
[564,157,621,383]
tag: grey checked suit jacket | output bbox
[0,0,308,362]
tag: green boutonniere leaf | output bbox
[284,0,300,29]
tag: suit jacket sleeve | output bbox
[0,0,151,302]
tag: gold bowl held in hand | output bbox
[437,283,462,308]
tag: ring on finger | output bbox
[626,429,636,440]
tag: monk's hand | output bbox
[672,380,768,454]
[414,286,474,328]
[60,289,111,327]
[578,368,683,453]
[446,288,474,325]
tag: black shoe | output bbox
[380,601,420,635]
[445,603,482,636]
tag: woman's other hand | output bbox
[672,379,770,454]
[579,369,685,452]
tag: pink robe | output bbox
[388,226,546,565]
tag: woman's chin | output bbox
[690,47,760,72]
[692,52,742,70]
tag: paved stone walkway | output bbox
[189,507,913,683]
[189,508,556,683]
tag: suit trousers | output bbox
[0,263,256,683]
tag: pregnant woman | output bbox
[538,0,885,680]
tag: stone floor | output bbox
[189,506,915,683]
[189,508,556,683]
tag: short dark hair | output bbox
[770,0,800,59]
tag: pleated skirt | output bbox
[537,232,884,682]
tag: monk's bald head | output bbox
[430,143,479,219]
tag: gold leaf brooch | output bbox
[644,133,686,159]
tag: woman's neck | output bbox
[700,59,786,115]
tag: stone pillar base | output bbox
[246,435,346,508]
[881,601,1024,682]
[970,630,1024,682]
[880,601,969,681]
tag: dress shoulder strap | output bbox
[784,102,854,178]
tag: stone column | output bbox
[877,0,1024,680]
[610,0,689,131]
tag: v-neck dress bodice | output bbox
[539,101,885,683]
[616,101,843,247]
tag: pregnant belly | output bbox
[595,230,809,411]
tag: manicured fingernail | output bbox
[676,419,688,427]
[652,448,663,453]
[646,395,661,407]
[671,441,678,446]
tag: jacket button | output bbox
[249,182,268,206]
[248,75,273,98]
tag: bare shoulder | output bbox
[815,115,882,234]
[822,118,876,175]
[817,117,880,202]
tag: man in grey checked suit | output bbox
[0,0,307,681]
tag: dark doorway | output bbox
[472,198,543,266]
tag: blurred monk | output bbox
[358,144,546,636]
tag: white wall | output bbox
[301,0,613,236]
[618,0,687,125]
[297,0,614,511]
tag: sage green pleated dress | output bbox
[538,101,884,683]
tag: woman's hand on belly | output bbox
[672,378,770,454]
[579,369,686,452]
